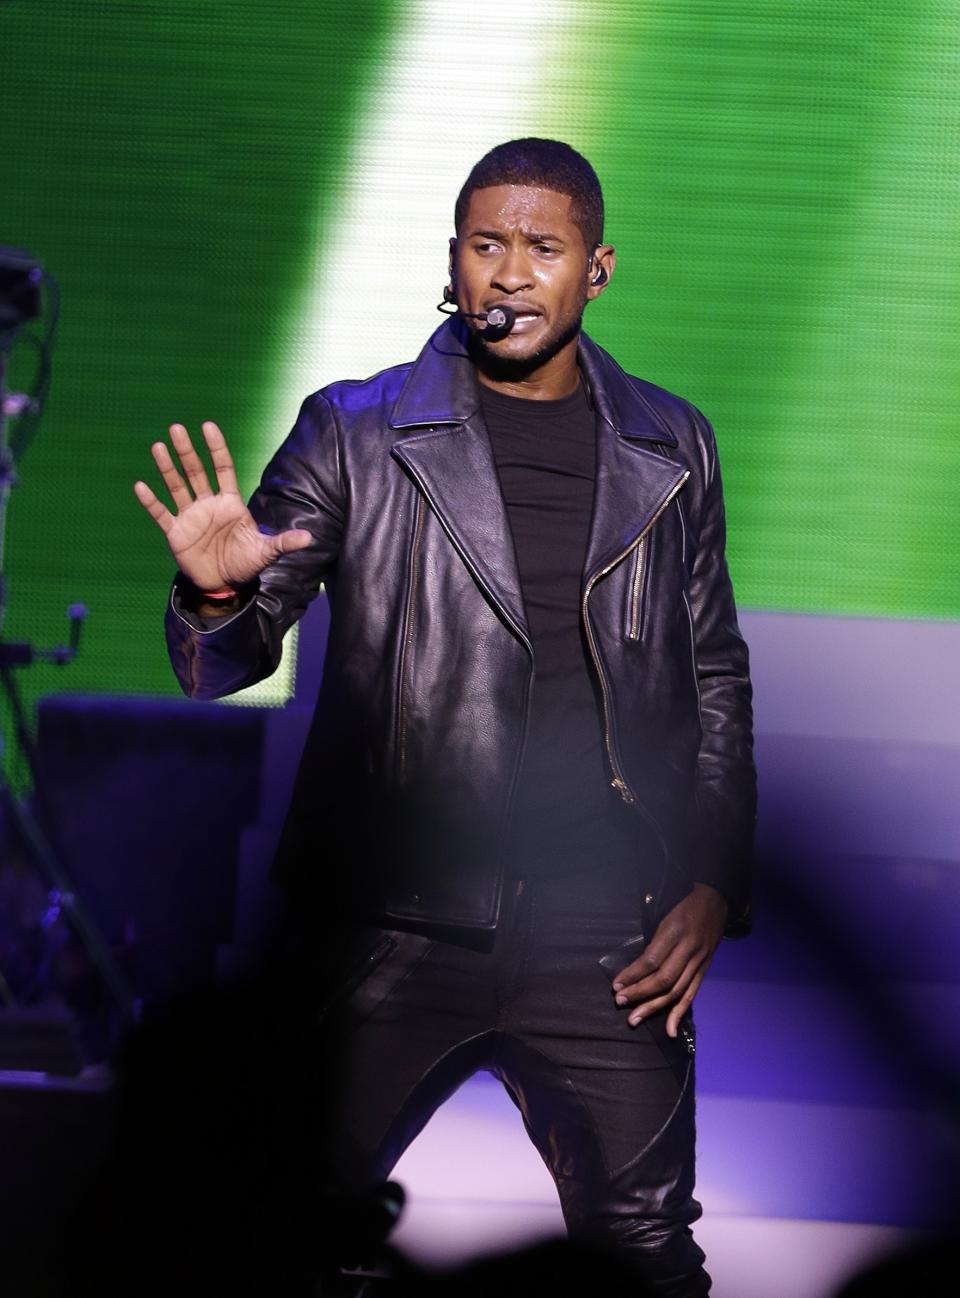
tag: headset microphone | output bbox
[475,305,515,340]
[436,299,517,340]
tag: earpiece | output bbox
[591,266,608,287]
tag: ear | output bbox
[448,236,458,279]
[586,243,616,301]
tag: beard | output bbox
[465,307,584,385]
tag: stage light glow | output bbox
[232,0,585,704]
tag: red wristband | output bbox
[201,587,239,601]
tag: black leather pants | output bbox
[314,866,710,1297]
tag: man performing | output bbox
[135,139,755,1296]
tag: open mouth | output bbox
[488,302,542,325]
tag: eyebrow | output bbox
[467,227,567,244]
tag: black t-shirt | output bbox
[480,379,641,878]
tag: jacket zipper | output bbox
[582,471,690,807]
[397,493,425,780]
[627,536,647,640]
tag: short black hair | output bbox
[455,138,604,251]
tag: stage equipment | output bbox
[436,296,517,340]
[0,247,135,1072]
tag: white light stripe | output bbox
[233,0,579,705]
[277,0,581,402]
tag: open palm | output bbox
[134,421,311,592]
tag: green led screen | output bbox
[1,0,958,749]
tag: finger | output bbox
[618,946,701,1012]
[666,967,708,1038]
[615,957,685,1010]
[613,950,662,989]
[614,941,691,1003]
[612,917,695,988]
[169,423,214,498]
[151,440,193,512]
[612,933,680,988]
[628,960,702,1029]
[201,421,241,496]
[274,528,314,554]
[630,955,705,1022]
[133,480,175,535]
[261,529,314,564]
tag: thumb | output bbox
[264,528,313,560]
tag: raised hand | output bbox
[134,421,312,593]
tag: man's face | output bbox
[450,184,611,375]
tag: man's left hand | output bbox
[612,883,728,1038]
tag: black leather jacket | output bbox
[167,319,756,944]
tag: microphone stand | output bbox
[0,308,137,1058]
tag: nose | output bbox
[491,245,533,294]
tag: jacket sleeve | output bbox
[685,410,757,935]
[165,392,345,700]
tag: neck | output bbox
[473,333,582,401]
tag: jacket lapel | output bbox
[391,418,530,647]
[582,433,689,583]
[388,319,689,634]
[390,320,530,646]
[577,334,689,583]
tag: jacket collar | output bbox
[389,316,679,447]
[389,318,687,645]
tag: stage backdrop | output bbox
[1,0,958,756]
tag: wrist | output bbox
[177,573,258,616]
[692,880,729,908]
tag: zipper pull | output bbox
[611,776,635,804]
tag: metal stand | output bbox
[0,258,136,1064]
